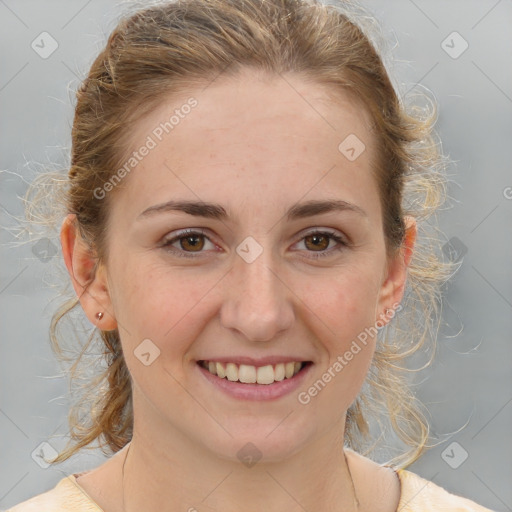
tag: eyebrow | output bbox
[137,199,367,222]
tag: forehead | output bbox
[125,67,375,153]
[113,68,380,222]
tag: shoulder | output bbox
[5,474,102,512]
[396,469,496,512]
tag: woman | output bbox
[7,0,495,510]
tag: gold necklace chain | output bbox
[121,442,359,512]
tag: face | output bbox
[69,67,410,463]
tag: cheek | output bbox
[301,265,382,387]
[110,264,214,403]
[303,266,382,338]
[296,284,379,415]
[110,258,216,351]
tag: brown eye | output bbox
[161,229,215,258]
[304,233,330,251]
[295,230,348,259]
[179,233,205,252]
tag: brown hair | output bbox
[23,0,453,468]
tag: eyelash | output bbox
[161,228,348,260]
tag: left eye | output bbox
[161,229,347,259]
[294,230,348,259]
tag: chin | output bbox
[197,422,312,465]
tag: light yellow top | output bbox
[6,468,496,511]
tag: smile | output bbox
[198,360,308,385]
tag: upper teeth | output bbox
[201,361,304,385]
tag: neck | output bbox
[121,417,359,512]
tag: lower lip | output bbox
[196,362,313,401]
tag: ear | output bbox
[375,216,417,323]
[60,213,117,330]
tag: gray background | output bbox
[1,0,511,510]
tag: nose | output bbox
[219,245,294,342]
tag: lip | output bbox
[196,361,313,401]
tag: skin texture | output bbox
[61,67,416,512]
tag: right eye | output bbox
[161,228,217,258]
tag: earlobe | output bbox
[60,214,117,330]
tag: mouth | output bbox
[197,360,312,385]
